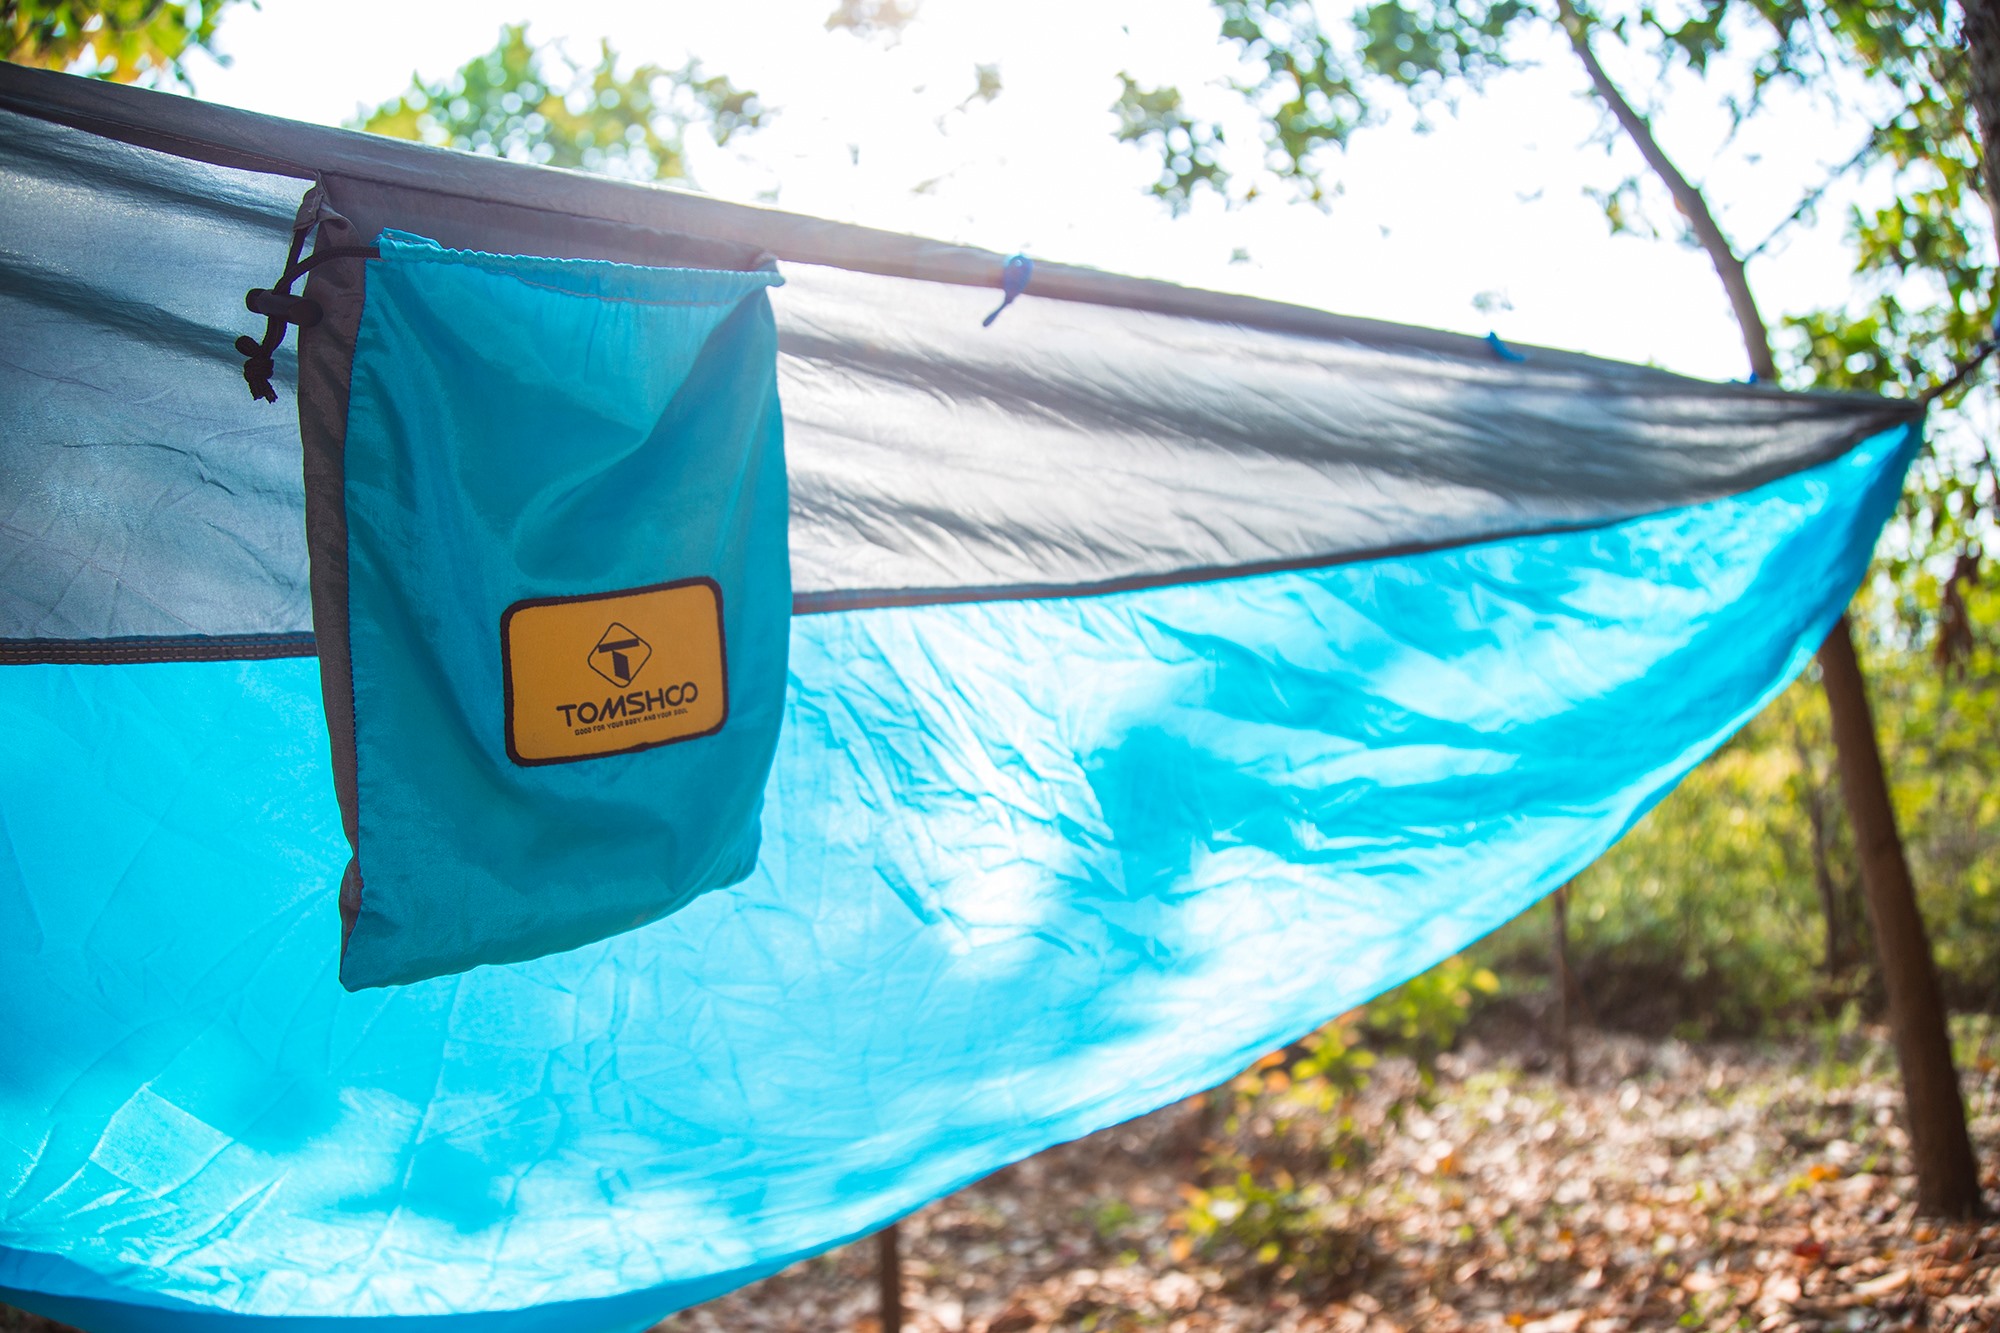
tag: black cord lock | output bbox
[237,236,378,404]
[245,287,323,328]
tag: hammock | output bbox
[0,61,1919,1332]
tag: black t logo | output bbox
[588,622,652,687]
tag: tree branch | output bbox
[1553,0,1777,381]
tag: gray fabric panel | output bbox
[0,107,311,640]
[0,67,1925,647]
[303,173,1915,610]
[778,265,1914,605]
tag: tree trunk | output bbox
[1819,622,1984,1217]
[1960,0,2000,235]
[877,1222,903,1333]
[1556,0,1983,1218]
[1791,724,1843,976]
[1551,884,1578,1087]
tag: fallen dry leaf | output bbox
[1849,1268,1911,1299]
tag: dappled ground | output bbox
[664,1020,2000,1333]
[5,1023,1997,1333]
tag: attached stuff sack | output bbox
[295,195,790,990]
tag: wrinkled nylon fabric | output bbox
[333,234,789,988]
[772,264,1907,606]
[0,424,1913,1328]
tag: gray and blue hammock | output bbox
[0,62,1922,1332]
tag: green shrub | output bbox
[1171,954,1492,1284]
[1474,586,2000,1038]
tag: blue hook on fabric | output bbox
[1485,331,1527,363]
[982,254,1033,328]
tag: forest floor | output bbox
[4,1020,1997,1333]
[665,1018,2000,1333]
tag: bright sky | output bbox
[176,0,1911,384]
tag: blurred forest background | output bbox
[5,0,2000,1327]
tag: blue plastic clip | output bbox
[1485,331,1527,363]
[982,254,1033,328]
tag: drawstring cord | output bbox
[238,237,379,403]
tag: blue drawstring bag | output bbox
[318,231,789,989]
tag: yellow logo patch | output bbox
[501,579,727,766]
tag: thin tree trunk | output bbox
[1551,884,1577,1087]
[877,1222,903,1333]
[1553,0,1774,379]
[1791,725,1843,976]
[1555,0,1983,1218]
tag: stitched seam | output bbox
[0,636,318,665]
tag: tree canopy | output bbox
[2,0,241,83]
[354,22,766,184]
[1115,2,1995,645]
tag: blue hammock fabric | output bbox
[0,64,1924,1332]
[0,427,1915,1331]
